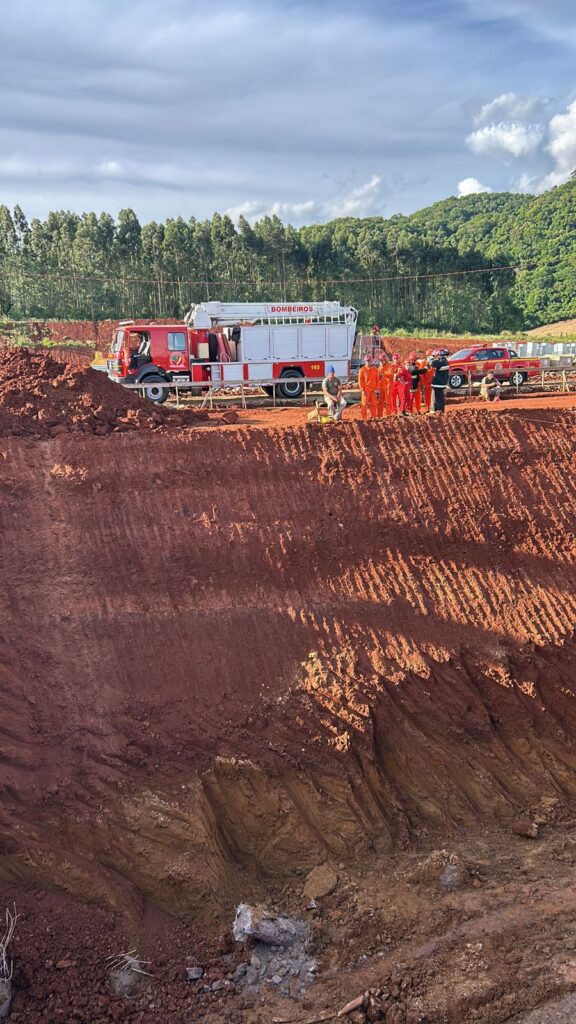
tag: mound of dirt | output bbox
[0,348,207,437]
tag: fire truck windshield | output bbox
[113,330,124,354]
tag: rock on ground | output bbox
[303,865,339,900]
[513,816,539,838]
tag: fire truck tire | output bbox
[448,371,466,390]
[509,370,526,387]
[277,370,305,400]
[141,374,170,404]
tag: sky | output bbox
[0,0,575,226]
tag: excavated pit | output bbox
[0,371,575,1022]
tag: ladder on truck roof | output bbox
[184,301,358,329]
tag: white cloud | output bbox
[466,121,544,159]
[512,99,576,192]
[226,176,386,226]
[547,100,576,178]
[327,175,384,218]
[97,159,122,177]
[475,92,548,125]
[457,177,492,196]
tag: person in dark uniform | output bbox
[428,349,450,414]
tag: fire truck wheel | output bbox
[277,370,305,400]
[141,375,170,404]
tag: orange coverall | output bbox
[358,364,379,419]
[411,360,428,413]
[393,367,412,414]
[418,359,433,411]
[377,363,394,417]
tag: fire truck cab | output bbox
[107,302,358,402]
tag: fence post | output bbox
[468,371,472,399]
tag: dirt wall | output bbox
[0,407,575,922]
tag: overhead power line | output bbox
[0,258,559,290]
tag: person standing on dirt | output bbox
[322,365,346,421]
[358,355,379,420]
[376,357,392,418]
[419,349,434,411]
[428,349,450,414]
[394,361,413,416]
[406,352,425,414]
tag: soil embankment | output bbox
[0,358,575,1021]
[0,403,575,903]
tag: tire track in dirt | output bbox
[0,407,574,913]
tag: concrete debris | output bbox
[438,862,470,891]
[233,903,316,998]
[186,966,204,981]
[233,903,308,947]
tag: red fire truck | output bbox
[107,301,358,402]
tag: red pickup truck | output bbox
[447,345,540,390]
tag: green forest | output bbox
[0,177,575,332]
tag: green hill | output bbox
[0,178,575,332]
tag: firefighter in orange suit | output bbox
[390,353,403,414]
[358,355,379,420]
[415,353,429,411]
[408,351,423,413]
[377,357,393,417]
[420,349,434,411]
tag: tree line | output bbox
[0,177,574,332]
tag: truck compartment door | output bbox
[242,327,271,361]
[221,364,244,382]
[247,363,271,381]
[272,327,298,360]
[300,326,326,359]
[327,325,349,358]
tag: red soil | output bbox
[0,349,207,437]
[0,318,174,349]
[198,389,576,429]
[0,366,575,1021]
